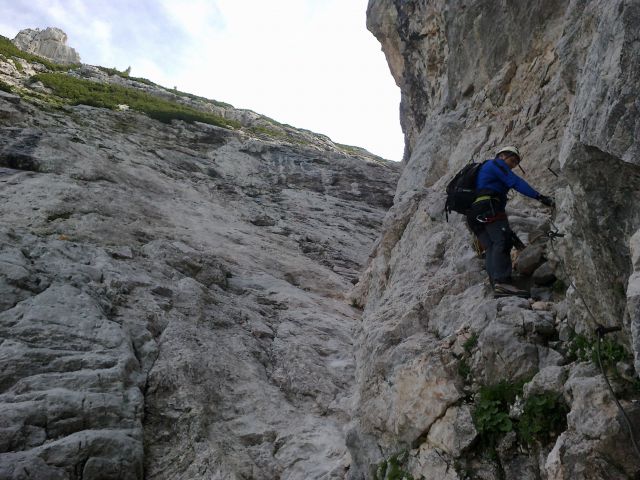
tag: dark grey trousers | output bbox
[477,217,512,283]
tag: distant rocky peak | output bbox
[12,27,81,65]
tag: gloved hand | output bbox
[538,194,554,207]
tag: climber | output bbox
[467,146,554,297]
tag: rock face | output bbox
[346,0,640,479]
[12,28,81,65]
[0,46,399,478]
[3,6,640,477]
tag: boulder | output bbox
[532,261,557,285]
[515,244,545,276]
[426,405,477,457]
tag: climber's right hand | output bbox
[538,194,554,208]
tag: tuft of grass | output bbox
[457,331,478,385]
[0,80,12,93]
[0,35,79,71]
[375,451,414,480]
[32,72,241,129]
[458,358,471,381]
[463,332,479,354]
[350,298,364,310]
[249,125,287,139]
[337,143,365,155]
[97,66,129,78]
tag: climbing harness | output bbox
[474,212,507,224]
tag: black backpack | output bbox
[444,161,486,220]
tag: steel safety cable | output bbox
[547,223,640,460]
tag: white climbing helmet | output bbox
[496,145,521,160]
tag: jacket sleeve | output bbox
[499,166,540,199]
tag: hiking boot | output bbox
[493,282,529,298]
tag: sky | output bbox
[0,0,404,161]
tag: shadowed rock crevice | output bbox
[0,131,42,172]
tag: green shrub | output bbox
[568,332,629,368]
[0,35,78,71]
[249,125,287,139]
[129,76,155,86]
[597,336,628,366]
[474,401,512,441]
[0,80,12,93]
[97,66,128,77]
[517,392,568,445]
[472,381,568,452]
[32,72,241,129]
[472,380,525,448]
[568,332,591,362]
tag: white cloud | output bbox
[160,0,224,36]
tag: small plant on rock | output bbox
[457,330,478,385]
[0,80,12,93]
[568,332,629,368]
[472,381,523,447]
[249,125,287,140]
[472,381,525,456]
[473,386,513,439]
[517,392,569,445]
[471,380,568,462]
[458,357,472,381]
[375,451,414,480]
[463,332,479,354]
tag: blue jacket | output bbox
[476,158,540,210]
